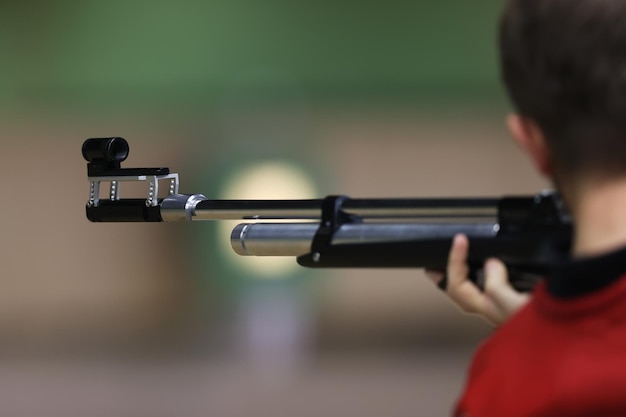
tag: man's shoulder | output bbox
[459,280,626,416]
[472,277,626,370]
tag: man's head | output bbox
[499,0,626,191]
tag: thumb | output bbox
[483,259,530,316]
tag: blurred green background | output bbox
[0,1,547,416]
[1,0,502,111]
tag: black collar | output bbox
[547,245,626,299]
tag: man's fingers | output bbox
[446,234,486,314]
[483,258,530,315]
[447,234,469,286]
[429,235,528,326]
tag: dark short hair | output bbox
[500,0,626,180]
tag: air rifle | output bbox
[83,137,572,292]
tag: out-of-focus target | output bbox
[218,161,317,279]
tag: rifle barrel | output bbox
[191,198,499,221]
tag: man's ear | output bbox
[506,114,553,177]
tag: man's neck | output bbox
[572,177,626,258]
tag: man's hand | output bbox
[426,234,530,326]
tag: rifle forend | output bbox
[83,138,572,292]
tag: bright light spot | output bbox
[219,161,317,279]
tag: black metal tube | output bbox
[193,198,500,221]
[342,198,499,218]
[194,199,323,220]
[82,137,129,163]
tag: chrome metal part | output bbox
[88,181,98,207]
[231,223,318,256]
[161,194,208,222]
[146,179,156,207]
[231,222,499,257]
[109,181,120,201]
[86,173,179,208]
[169,178,177,195]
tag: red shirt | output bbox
[455,259,626,416]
